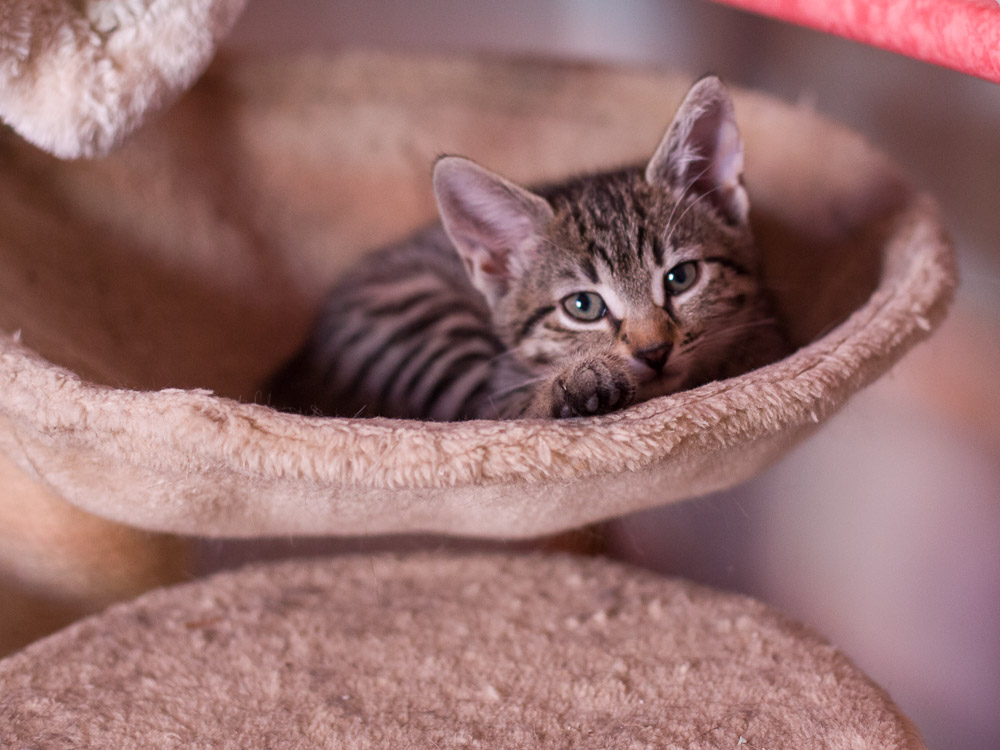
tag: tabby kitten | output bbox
[267,76,787,421]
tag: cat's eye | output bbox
[664,261,699,295]
[560,291,607,322]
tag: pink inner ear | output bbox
[479,248,509,278]
[713,120,743,188]
[668,99,747,224]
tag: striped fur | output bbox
[265,77,789,421]
[266,228,504,420]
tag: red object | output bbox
[708,0,1000,83]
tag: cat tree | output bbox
[0,2,956,746]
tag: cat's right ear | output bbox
[433,156,554,306]
[646,76,749,226]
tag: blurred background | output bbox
[224,2,1000,747]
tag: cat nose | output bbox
[635,342,672,373]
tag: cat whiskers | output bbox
[676,317,779,354]
[484,347,522,366]
[490,374,550,400]
[662,164,715,250]
[664,185,724,252]
[534,235,564,252]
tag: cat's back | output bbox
[335,225,471,295]
[267,225,502,420]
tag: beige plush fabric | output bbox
[0,552,927,749]
[0,54,956,541]
[0,0,246,158]
[0,447,187,656]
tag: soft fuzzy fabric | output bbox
[0,447,188,657]
[0,53,956,541]
[0,0,246,157]
[0,552,928,749]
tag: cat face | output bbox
[500,171,768,401]
[434,76,778,399]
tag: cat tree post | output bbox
[0,453,187,656]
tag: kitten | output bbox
[266,76,788,421]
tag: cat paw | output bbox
[550,355,635,418]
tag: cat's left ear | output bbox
[434,156,554,306]
[645,76,749,226]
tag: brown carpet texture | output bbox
[0,552,927,749]
[0,53,956,542]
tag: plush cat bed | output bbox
[0,52,955,545]
[0,552,928,748]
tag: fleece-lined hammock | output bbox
[0,52,955,540]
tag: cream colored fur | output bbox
[0,0,246,157]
